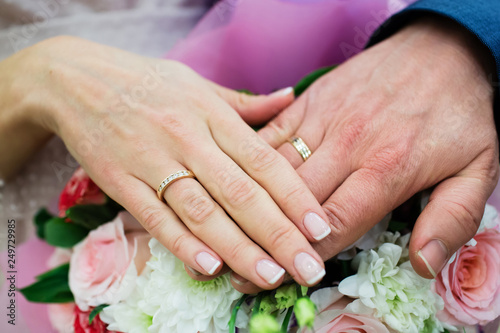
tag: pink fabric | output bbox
[167,0,416,93]
[0,238,57,333]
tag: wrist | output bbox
[0,43,55,179]
[391,15,495,89]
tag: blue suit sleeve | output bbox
[367,0,500,124]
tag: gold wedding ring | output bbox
[157,170,195,201]
[289,136,312,161]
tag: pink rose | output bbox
[304,287,390,333]
[48,303,76,333]
[59,167,106,216]
[435,226,500,326]
[69,212,151,311]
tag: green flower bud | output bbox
[294,297,316,328]
[275,284,297,309]
[259,295,277,314]
[249,313,280,333]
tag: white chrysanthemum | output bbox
[338,243,445,333]
[103,238,242,333]
[101,267,153,333]
[375,231,410,263]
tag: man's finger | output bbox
[410,158,498,278]
[312,167,406,260]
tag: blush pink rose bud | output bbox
[48,303,76,333]
[59,167,106,217]
[303,287,390,333]
[435,226,500,326]
[69,212,151,311]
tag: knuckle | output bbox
[281,183,309,206]
[236,93,249,110]
[322,202,350,235]
[225,240,248,263]
[138,205,164,234]
[179,188,217,226]
[266,224,296,251]
[170,232,190,256]
[246,142,280,173]
[442,199,481,236]
[223,176,257,208]
[336,117,370,152]
[266,113,294,139]
[364,145,410,177]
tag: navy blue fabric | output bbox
[367,0,500,126]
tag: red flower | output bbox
[59,167,106,217]
[74,306,118,333]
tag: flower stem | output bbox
[280,307,294,333]
[229,294,248,333]
[252,293,265,317]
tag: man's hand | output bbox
[241,17,499,283]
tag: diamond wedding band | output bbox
[157,170,195,201]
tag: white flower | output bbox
[101,267,153,333]
[375,231,410,263]
[102,238,242,333]
[338,214,391,260]
[338,243,445,333]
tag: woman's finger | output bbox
[209,81,295,126]
[256,94,308,148]
[104,174,225,277]
[182,138,327,286]
[162,177,288,289]
[210,104,331,243]
[409,152,499,278]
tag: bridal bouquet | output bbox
[20,68,500,333]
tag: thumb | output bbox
[410,157,499,279]
[210,82,295,125]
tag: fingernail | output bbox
[272,87,294,97]
[418,239,449,278]
[256,259,286,285]
[195,252,221,275]
[186,265,202,276]
[231,273,248,286]
[294,252,325,285]
[304,212,331,241]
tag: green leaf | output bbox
[66,203,119,230]
[293,65,337,97]
[89,304,109,324]
[34,208,54,239]
[36,263,70,281]
[19,263,73,303]
[237,89,256,95]
[44,217,89,248]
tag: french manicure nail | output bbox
[271,86,294,97]
[256,259,286,285]
[294,252,325,285]
[195,252,221,275]
[231,273,248,286]
[304,212,331,241]
[186,265,202,276]
[418,239,449,278]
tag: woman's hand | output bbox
[239,16,499,289]
[1,36,331,289]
